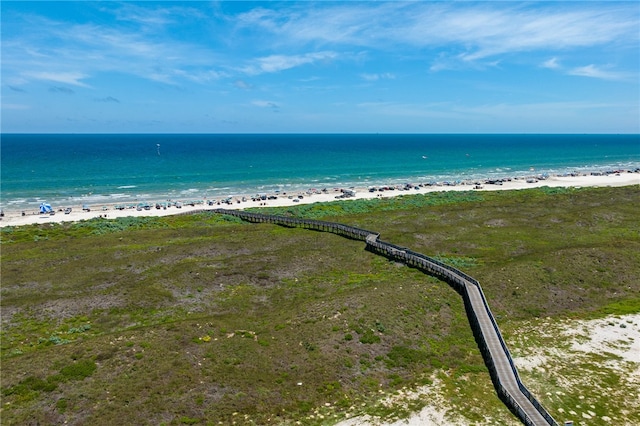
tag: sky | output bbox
[1,1,639,134]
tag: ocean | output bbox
[1,134,638,210]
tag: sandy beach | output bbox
[1,170,637,228]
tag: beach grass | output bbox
[1,185,639,425]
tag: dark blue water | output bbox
[1,134,638,209]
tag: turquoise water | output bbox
[1,134,638,209]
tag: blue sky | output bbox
[2,1,639,133]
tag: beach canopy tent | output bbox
[39,203,53,214]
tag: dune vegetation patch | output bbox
[1,186,638,425]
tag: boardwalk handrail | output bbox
[205,209,558,426]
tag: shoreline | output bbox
[1,170,638,228]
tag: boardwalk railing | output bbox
[204,209,558,426]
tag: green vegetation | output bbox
[1,186,639,425]
[598,297,640,316]
[253,190,486,220]
[3,358,97,400]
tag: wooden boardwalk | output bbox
[205,209,558,426]
[464,279,552,425]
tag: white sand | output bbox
[335,375,469,426]
[567,314,640,364]
[342,313,640,426]
[1,171,637,228]
[513,314,640,426]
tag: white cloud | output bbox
[568,64,629,81]
[243,51,338,75]
[25,71,90,87]
[8,85,27,93]
[105,3,205,27]
[176,69,228,84]
[95,96,120,103]
[5,2,637,93]
[49,86,75,94]
[235,3,639,62]
[233,80,253,90]
[539,58,630,81]
[235,4,382,46]
[542,57,560,69]
[3,11,222,88]
[252,100,280,109]
[360,73,395,81]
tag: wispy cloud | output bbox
[49,86,75,94]
[568,64,629,81]
[540,57,630,81]
[106,3,204,27]
[236,3,638,64]
[360,73,395,82]
[243,51,338,75]
[252,100,281,110]
[421,5,635,62]
[2,1,637,133]
[95,96,120,103]
[541,57,561,70]
[4,11,220,88]
[8,85,27,93]
[28,71,89,87]
[235,3,397,46]
[234,80,253,90]
[4,2,636,92]
[175,69,228,84]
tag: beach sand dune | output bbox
[338,313,640,426]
